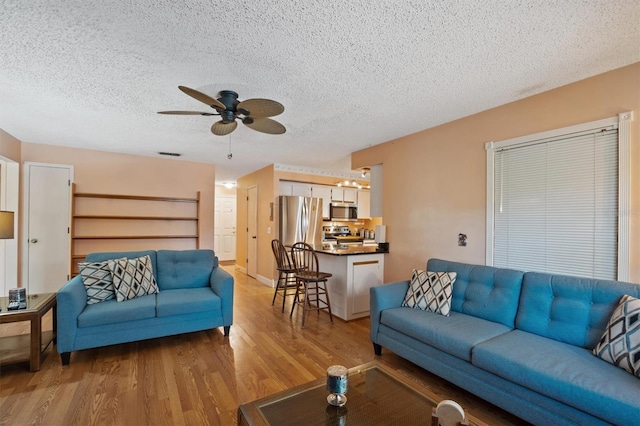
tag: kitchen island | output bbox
[313,243,387,321]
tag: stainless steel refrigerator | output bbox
[279,196,323,247]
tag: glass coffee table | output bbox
[238,362,486,425]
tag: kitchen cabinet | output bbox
[291,182,312,197]
[279,181,313,197]
[279,181,293,195]
[316,252,384,320]
[331,188,343,202]
[331,188,357,203]
[311,185,332,219]
[343,189,357,203]
[357,190,370,219]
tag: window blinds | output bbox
[493,128,618,279]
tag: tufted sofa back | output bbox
[516,272,640,349]
[156,249,217,290]
[427,258,525,328]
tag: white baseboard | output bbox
[234,265,274,287]
[257,274,274,287]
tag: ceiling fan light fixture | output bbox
[159,86,286,136]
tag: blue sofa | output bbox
[57,249,234,365]
[370,258,640,425]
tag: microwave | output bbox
[330,203,358,221]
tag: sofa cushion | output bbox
[426,259,524,328]
[108,255,159,302]
[156,288,221,317]
[402,269,456,316]
[380,307,512,361]
[78,261,115,304]
[472,329,640,423]
[593,294,640,377]
[516,272,640,349]
[156,250,217,290]
[78,294,157,328]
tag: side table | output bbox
[0,292,57,372]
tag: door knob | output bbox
[252,236,257,239]
[30,238,38,243]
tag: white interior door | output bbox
[24,162,73,293]
[247,186,258,278]
[214,195,236,261]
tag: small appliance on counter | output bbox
[375,225,388,252]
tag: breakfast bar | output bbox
[314,244,387,321]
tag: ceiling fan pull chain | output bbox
[227,136,233,160]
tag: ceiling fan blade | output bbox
[237,98,284,118]
[157,110,217,116]
[244,118,286,135]
[178,86,225,110]
[211,120,238,136]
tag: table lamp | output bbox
[0,211,14,239]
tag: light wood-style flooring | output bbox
[0,265,528,425]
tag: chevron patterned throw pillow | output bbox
[108,255,159,302]
[402,269,457,316]
[593,294,640,378]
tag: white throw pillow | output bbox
[592,294,640,378]
[402,269,457,316]
[78,261,115,304]
[108,255,159,302]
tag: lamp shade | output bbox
[0,211,15,239]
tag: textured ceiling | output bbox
[1,1,639,183]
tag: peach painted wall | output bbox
[0,129,22,161]
[352,62,640,284]
[236,165,274,282]
[14,142,216,271]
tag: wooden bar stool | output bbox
[289,242,333,328]
[271,239,299,312]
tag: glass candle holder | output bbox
[326,365,348,407]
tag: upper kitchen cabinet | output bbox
[311,185,332,219]
[279,181,313,197]
[357,190,370,219]
[291,182,312,197]
[331,188,357,203]
[279,180,293,195]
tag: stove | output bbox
[323,226,363,244]
[323,225,351,237]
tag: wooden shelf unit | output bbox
[70,184,200,276]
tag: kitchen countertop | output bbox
[314,243,388,256]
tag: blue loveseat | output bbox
[370,258,640,425]
[57,249,234,365]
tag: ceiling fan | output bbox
[158,86,286,136]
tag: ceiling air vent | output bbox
[158,152,181,157]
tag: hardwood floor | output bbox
[0,266,529,425]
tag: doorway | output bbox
[23,162,73,293]
[247,186,258,278]
[214,195,237,261]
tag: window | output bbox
[486,113,632,281]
